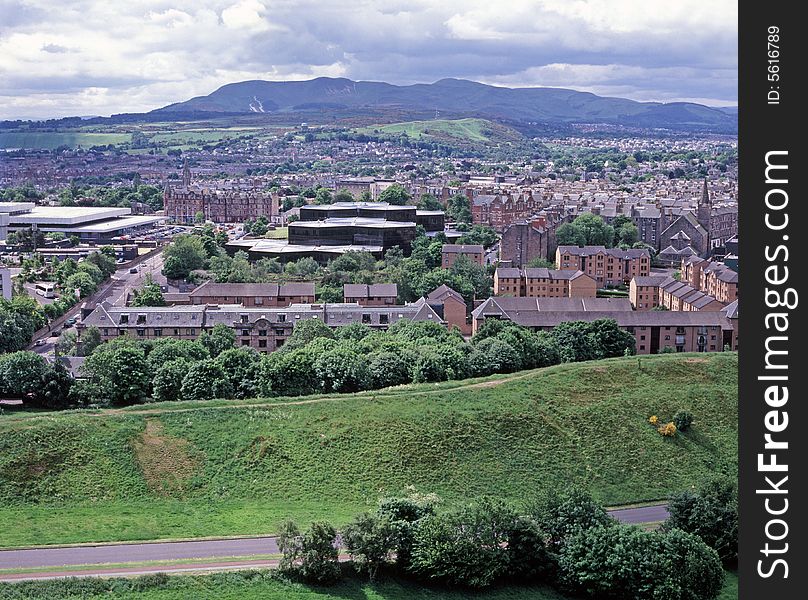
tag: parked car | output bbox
[129,267,138,274]
[34,339,45,346]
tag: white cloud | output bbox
[0,0,737,119]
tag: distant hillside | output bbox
[0,352,737,547]
[355,118,523,144]
[152,77,737,133]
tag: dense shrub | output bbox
[673,410,694,432]
[664,478,738,565]
[277,520,341,585]
[527,486,615,546]
[342,513,397,581]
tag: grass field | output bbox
[0,131,131,149]
[0,353,738,547]
[0,570,740,600]
[355,118,521,143]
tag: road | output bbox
[0,504,668,581]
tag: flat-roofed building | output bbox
[343,283,398,306]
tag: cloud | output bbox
[0,0,737,119]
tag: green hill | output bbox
[355,118,522,144]
[0,353,737,547]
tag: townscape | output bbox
[0,7,739,598]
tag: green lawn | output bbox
[0,132,131,149]
[0,570,739,600]
[0,353,738,547]
[355,118,520,143]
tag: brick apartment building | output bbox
[629,274,725,312]
[499,218,557,267]
[343,283,398,306]
[494,267,597,298]
[441,244,485,268]
[472,296,739,354]
[188,282,316,307]
[555,246,651,287]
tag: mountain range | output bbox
[152,77,737,133]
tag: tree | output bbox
[78,326,102,356]
[0,351,49,398]
[445,194,472,224]
[280,521,341,584]
[194,210,205,223]
[555,222,587,247]
[334,189,354,203]
[457,224,498,248]
[146,338,209,372]
[342,513,397,581]
[409,499,524,588]
[77,261,104,284]
[64,272,96,298]
[468,337,520,376]
[0,302,37,353]
[313,345,370,393]
[34,362,74,409]
[131,275,165,307]
[56,329,78,356]
[198,323,236,357]
[285,318,334,350]
[162,235,206,280]
[85,250,117,279]
[368,351,412,389]
[616,222,639,246]
[378,184,411,205]
[557,524,723,600]
[527,486,615,546]
[180,359,232,401]
[214,347,261,399]
[526,257,554,268]
[314,188,333,205]
[663,478,738,565]
[152,358,193,403]
[417,193,442,211]
[81,342,151,406]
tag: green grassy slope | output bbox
[0,353,737,547]
[355,118,522,144]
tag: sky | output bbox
[0,0,738,120]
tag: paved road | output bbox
[608,503,669,525]
[0,504,668,577]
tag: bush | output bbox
[673,410,694,432]
[342,513,397,581]
[278,521,341,585]
[368,351,412,389]
[664,478,738,565]
[527,486,615,546]
[180,359,232,401]
[468,337,520,376]
[313,345,370,393]
[557,524,723,600]
[658,422,677,437]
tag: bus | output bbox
[35,282,56,299]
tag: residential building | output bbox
[79,299,444,353]
[187,282,316,307]
[425,284,470,335]
[629,274,724,312]
[343,283,398,306]
[494,267,597,298]
[499,219,557,267]
[441,244,484,268]
[555,245,651,287]
[471,297,739,353]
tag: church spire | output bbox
[697,177,711,234]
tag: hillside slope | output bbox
[152,77,736,132]
[0,353,738,546]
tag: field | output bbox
[0,131,131,149]
[0,353,738,548]
[354,118,522,144]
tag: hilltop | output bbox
[0,352,738,547]
[151,77,737,133]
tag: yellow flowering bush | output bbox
[648,415,659,426]
[658,422,677,437]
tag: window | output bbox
[119,315,129,324]
[274,329,285,335]
[362,314,371,324]
[276,339,285,348]
[258,339,267,348]
[154,329,162,337]
[102,328,109,336]
[380,314,389,324]
[278,314,286,322]
[259,329,267,337]
[137,314,146,325]
[241,339,250,346]
[241,329,250,336]
[255,297,263,305]
[240,314,248,324]
[137,329,145,336]
[640,345,645,350]
[173,329,179,335]
[640,335,646,341]
[665,335,671,341]
[118,329,126,336]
